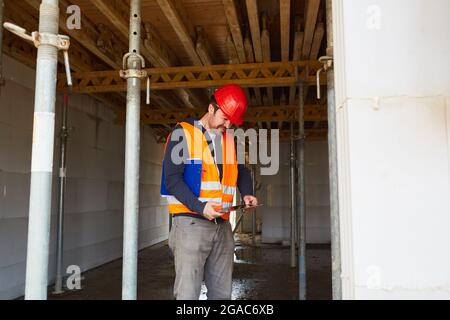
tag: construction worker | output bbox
[161,84,258,300]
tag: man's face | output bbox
[208,104,232,132]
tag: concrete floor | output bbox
[48,234,332,300]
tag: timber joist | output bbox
[153,127,328,143]
[57,61,326,93]
[115,104,327,126]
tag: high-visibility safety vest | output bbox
[161,122,238,220]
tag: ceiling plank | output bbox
[261,13,274,105]
[244,31,262,106]
[279,1,292,128]
[261,13,273,104]
[90,0,169,68]
[90,0,202,109]
[142,22,178,67]
[24,0,125,69]
[173,0,196,40]
[156,0,202,66]
[245,0,267,108]
[280,0,291,62]
[222,0,255,106]
[302,0,321,59]
[289,18,304,104]
[245,0,263,63]
[226,31,240,64]
[309,22,325,60]
[225,30,252,106]
[222,0,247,64]
[195,26,214,66]
[6,0,127,112]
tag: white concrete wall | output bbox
[333,0,450,299]
[0,56,168,299]
[260,141,331,244]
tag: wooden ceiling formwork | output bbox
[1,0,329,141]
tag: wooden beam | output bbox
[309,22,325,60]
[302,0,321,59]
[226,31,240,64]
[243,31,262,106]
[260,12,273,129]
[279,1,291,126]
[280,0,291,62]
[58,61,325,93]
[6,1,187,124]
[222,0,258,108]
[90,0,203,109]
[90,0,161,68]
[243,31,255,64]
[244,0,270,112]
[261,13,274,105]
[143,24,205,109]
[7,0,125,112]
[225,30,252,109]
[138,104,327,125]
[142,22,178,67]
[2,30,36,69]
[173,0,196,39]
[24,0,125,69]
[222,0,247,64]
[195,26,214,65]
[289,18,304,104]
[245,0,263,63]
[154,0,211,105]
[156,0,202,65]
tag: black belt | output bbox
[172,213,227,224]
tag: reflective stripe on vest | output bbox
[166,196,223,205]
[201,181,222,190]
[222,202,233,208]
[223,185,236,195]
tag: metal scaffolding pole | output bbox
[24,0,60,300]
[326,0,342,300]
[0,0,5,87]
[290,122,296,268]
[53,92,69,294]
[297,83,307,300]
[122,0,143,300]
[251,165,257,245]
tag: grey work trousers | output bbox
[168,216,235,300]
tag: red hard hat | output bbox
[213,84,248,126]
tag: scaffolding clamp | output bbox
[3,22,73,86]
[316,55,333,100]
[120,52,150,105]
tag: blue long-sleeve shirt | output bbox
[163,118,254,215]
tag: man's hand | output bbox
[243,195,258,206]
[202,202,224,221]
